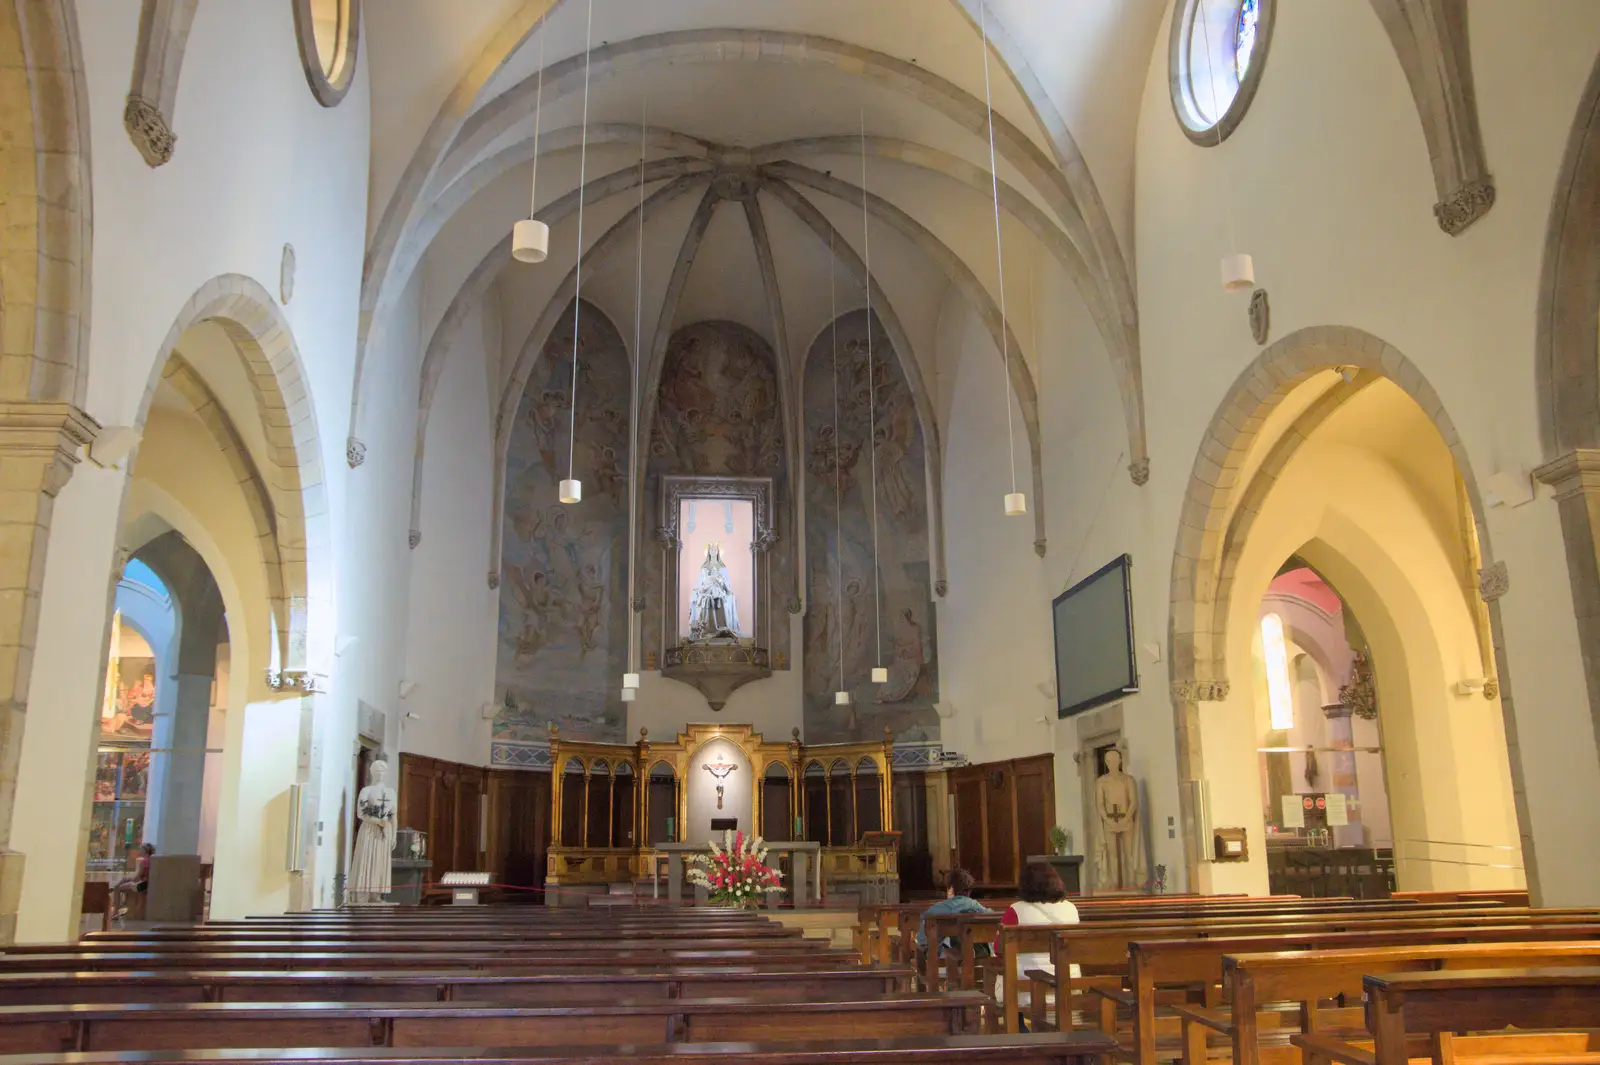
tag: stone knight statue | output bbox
[688,541,741,640]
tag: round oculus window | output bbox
[293,0,360,108]
[1169,0,1274,144]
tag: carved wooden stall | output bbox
[544,723,897,905]
[949,754,1054,891]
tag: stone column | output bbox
[0,401,97,943]
[1535,450,1600,759]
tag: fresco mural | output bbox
[803,310,939,743]
[495,300,631,744]
[641,321,793,664]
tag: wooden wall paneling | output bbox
[488,768,550,892]
[1012,755,1054,867]
[984,765,1017,886]
[951,770,985,882]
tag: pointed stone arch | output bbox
[134,275,329,683]
[1166,325,1532,896]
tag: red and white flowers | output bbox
[685,829,785,908]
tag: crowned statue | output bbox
[688,542,742,641]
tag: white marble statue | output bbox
[688,541,741,640]
[348,759,397,905]
[1093,748,1149,890]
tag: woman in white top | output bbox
[996,861,1080,1029]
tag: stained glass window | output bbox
[1235,0,1260,80]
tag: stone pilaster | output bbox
[0,401,97,941]
[1535,449,1600,762]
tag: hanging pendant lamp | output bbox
[621,100,647,699]
[559,0,596,507]
[979,4,1026,518]
[830,229,851,709]
[512,22,549,263]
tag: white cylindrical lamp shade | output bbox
[622,672,641,689]
[620,687,637,702]
[871,666,889,684]
[834,691,851,706]
[1004,492,1027,516]
[559,478,582,504]
[1220,253,1255,292]
[512,219,550,263]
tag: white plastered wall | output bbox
[13,1,379,934]
[934,0,1600,901]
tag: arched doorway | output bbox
[1170,328,1529,898]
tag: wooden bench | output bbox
[993,910,1600,1037]
[1179,940,1600,1065]
[0,964,917,1006]
[1292,967,1600,1065]
[0,945,863,974]
[0,993,990,1053]
[1112,924,1600,1065]
[84,924,803,944]
[0,1029,1121,1063]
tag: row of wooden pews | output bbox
[857,890,1600,1065]
[0,901,1116,1064]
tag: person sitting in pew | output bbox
[113,842,154,921]
[998,862,1081,1030]
[917,868,995,956]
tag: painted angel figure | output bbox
[688,542,741,640]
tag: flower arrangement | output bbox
[685,830,785,908]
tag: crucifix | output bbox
[702,759,738,810]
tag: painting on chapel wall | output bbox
[802,310,939,743]
[494,300,631,744]
[640,321,793,663]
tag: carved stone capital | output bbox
[1434,178,1496,235]
[487,572,501,591]
[123,94,175,167]
[1129,458,1151,487]
[266,669,323,694]
[1477,560,1509,602]
[631,597,646,613]
[1171,678,1230,702]
[1481,677,1500,700]
[1534,449,1600,501]
[934,579,948,598]
[346,437,367,468]
[408,529,421,550]
[786,596,803,615]
[0,402,100,497]
[1033,539,1047,558]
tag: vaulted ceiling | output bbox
[357,0,1173,549]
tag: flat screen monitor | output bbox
[1052,554,1138,718]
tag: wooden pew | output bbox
[1114,924,1600,1065]
[1180,940,1600,1065]
[1293,967,1600,1065]
[0,993,991,1053]
[926,901,1538,997]
[0,964,918,1006]
[0,1029,1121,1063]
[3,933,830,958]
[84,924,804,944]
[0,945,864,974]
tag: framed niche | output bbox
[657,476,777,708]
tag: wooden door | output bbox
[1012,755,1055,868]
[951,771,986,881]
[984,766,1017,885]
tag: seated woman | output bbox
[996,861,1080,1029]
[915,867,993,955]
[112,842,154,921]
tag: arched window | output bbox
[1169,0,1274,144]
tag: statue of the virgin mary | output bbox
[688,542,741,640]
